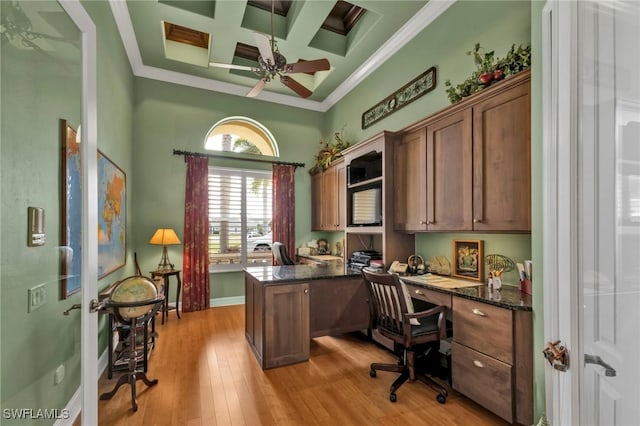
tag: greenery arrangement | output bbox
[444,43,531,104]
[309,127,351,174]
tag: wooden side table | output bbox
[150,269,182,324]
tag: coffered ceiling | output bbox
[111,0,455,111]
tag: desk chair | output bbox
[273,242,295,265]
[362,269,448,403]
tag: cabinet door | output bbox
[310,172,323,231]
[335,162,346,230]
[426,109,473,231]
[322,165,338,230]
[394,129,427,231]
[473,82,531,231]
[264,283,310,368]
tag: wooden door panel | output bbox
[394,129,427,231]
[265,283,309,368]
[473,82,531,231]
[426,109,473,231]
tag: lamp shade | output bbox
[149,228,181,245]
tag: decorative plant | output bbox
[444,43,531,104]
[309,127,351,174]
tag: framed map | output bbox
[98,151,126,278]
[60,119,82,298]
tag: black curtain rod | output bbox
[172,149,305,168]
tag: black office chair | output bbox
[273,242,295,265]
[362,269,448,403]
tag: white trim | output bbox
[108,0,456,112]
[542,1,580,425]
[210,296,245,307]
[58,1,99,425]
[54,349,109,426]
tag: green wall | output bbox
[324,0,531,141]
[415,234,532,285]
[0,1,135,423]
[131,78,325,299]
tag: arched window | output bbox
[204,116,279,157]
[204,117,277,272]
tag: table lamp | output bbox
[149,228,181,271]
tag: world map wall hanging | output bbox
[361,66,437,129]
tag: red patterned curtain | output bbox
[182,155,210,312]
[272,164,296,264]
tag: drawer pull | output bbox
[473,360,485,368]
[415,289,425,296]
[472,308,486,317]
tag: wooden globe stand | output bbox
[100,295,164,412]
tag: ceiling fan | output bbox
[208,1,330,98]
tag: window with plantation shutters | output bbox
[208,166,273,272]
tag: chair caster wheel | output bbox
[390,393,397,403]
[437,394,446,404]
[369,369,376,378]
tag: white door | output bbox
[59,1,99,424]
[543,1,640,425]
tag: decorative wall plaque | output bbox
[361,66,437,129]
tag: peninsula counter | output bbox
[244,264,368,369]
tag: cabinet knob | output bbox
[304,289,308,294]
[426,220,433,225]
[414,289,424,296]
[473,218,482,223]
[471,308,486,317]
[473,360,485,368]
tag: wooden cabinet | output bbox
[451,296,532,425]
[394,70,531,232]
[394,129,427,231]
[245,273,309,369]
[309,276,370,337]
[342,131,415,268]
[310,172,323,231]
[472,80,531,231]
[310,160,346,231]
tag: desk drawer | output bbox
[452,341,513,423]
[404,284,452,309]
[453,297,513,364]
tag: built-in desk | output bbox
[401,275,532,425]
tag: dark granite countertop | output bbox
[244,264,360,284]
[401,276,532,311]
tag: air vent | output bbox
[321,1,366,36]
[163,22,210,49]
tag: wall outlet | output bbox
[28,283,46,312]
[54,364,65,385]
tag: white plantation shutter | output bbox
[208,166,272,272]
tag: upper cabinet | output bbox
[394,70,531,233]
[310,159,346,232]
[472,81,531,231]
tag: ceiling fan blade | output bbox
[280,76,312,98]
[285,59,330,74]
[247,79,267,98]
[253,32,275,65]
[209,62,257,72]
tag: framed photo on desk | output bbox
[452,239,483,282]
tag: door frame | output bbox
[542,0,581,424]
[58,1,98,424]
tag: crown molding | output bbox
[108,0,456,112]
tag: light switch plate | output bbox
[28,283,46,312]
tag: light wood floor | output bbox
[95,305,509,425]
